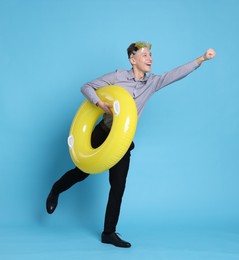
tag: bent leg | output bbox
[52,167,89,195]
[46,167,89,214]
[46,121,110,214]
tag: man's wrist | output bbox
[96,100,102,107]
[196,55,206,65]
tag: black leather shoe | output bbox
[46,190,59,214]
[101,232,131,248]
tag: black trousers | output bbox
[51,121,134,233]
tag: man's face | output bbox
[130,47,152,73]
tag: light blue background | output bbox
[1,0,239,259]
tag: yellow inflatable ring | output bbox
[67,85,138,174]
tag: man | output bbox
[46,41,216,248]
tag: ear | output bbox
[129,57,136,65]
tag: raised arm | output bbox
[153,48,216,91]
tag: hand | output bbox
[96,100,113,115]
[203,48,216,60]
[196,48,216,65]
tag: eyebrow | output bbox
[139,51,152,55]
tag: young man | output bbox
[46,41,216,248]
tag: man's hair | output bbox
[127,41,152,59]
[127,43,138,59]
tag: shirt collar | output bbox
[127,69,149,82]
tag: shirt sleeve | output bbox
[153,60,200,91]
[81,71,118,105]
